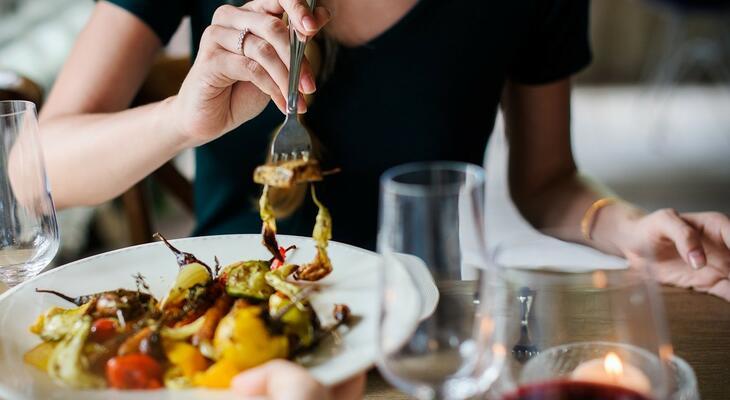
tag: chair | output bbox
[0,69,43,105]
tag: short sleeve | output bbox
[509,0,592,85]
[101,0,187,45]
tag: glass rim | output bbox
[380,161,486,196]
[0,100,37,118]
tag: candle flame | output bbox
[604,352,624,377]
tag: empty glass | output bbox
[376,162,504,400]
[0,101,59,287]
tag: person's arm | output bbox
[40,2,178,208]
[504,79,730,300]
[40,0,330,209]
[502,79,635,256]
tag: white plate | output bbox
[0,234,383,400]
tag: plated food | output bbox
[23,166,348,390]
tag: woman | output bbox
[41,0,730,301]
[36,0,730,396]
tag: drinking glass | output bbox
[486,236,680,400]
[0,101,59,287]
[376,162,505,400]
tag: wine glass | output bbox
[0,100,59,288]
[376,162,505,400]
[485,235,686,400]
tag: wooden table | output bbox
[364,284,730,400]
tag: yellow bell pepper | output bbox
[193,302,289,388]
[214,303,288,370]
[23,341,57,371]
[192,358,239,389]
[165,341,209,378]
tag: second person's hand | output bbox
[170,0,331,148]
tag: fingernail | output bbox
[302,16,317,32]
[688,250,706,270]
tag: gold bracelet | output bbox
[581,197,618,241]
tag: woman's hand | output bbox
[232,360,365,400]
[171,0,331,147]
[621,209,730,301]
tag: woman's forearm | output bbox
[40,97,187,209]
[515,172,644,257]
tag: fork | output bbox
[270,0,317,163]
[512,286,539,364]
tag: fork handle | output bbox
[287,0,317,116]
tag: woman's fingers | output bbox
[281,0,319,34]
[242,0,330,36]
[203,26,289,99]
[652,208,707,269]
[214,50,290,112]
[211,7,318,94]
[683,212,730,251]
[232,359,327,400]
[200,26,307,113]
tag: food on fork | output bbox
[253,158,323,189]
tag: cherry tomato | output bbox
[106,354,163,390]
[89,318,118,343]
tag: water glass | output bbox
[0,100,59,287]
[376,162,503,399]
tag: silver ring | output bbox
[235,28,249,54]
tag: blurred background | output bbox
[0,0,728,264]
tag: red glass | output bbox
[502,380,652,400]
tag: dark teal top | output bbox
[105,0,591,249]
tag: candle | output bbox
[570,352,651,395]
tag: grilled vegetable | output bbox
[35,288,155,321]
[213,301,288,371]
[265,263,302,302]
[223,260,274,300]
[160,315,206,341]
[295,186,333,281]
[192,294,233,346]
[269,293,315,348]
[270,245,296,270]
[94,290,156,319]
[253,158,323,189]
[160,262,212,310]
[47,317,105,389]
[191,358,239,389]
[165,342,208,378]
[24,341,57,371]
[154,233,212,275]
[30,302,92,341]
[259,185,283,262]
[118,327,153,356]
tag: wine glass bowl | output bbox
[0,100,59,287]
[486,246,677,400]
[376,162,503,400]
